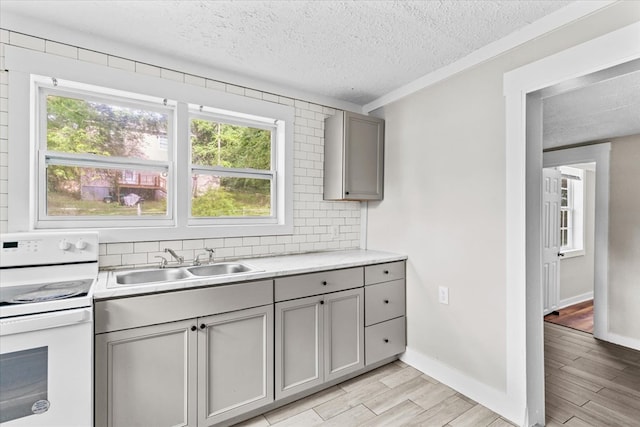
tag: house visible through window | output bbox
[558,166,585,254]
[42,89,172,219]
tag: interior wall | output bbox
[366,1,640,420]
[559,168,595,304]
[608,134,640,341]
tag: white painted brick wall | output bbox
[0,30,362,269]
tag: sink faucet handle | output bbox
[154,255,169,268]
[204,247,215,263]
[164,248,184,264]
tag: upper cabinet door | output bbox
[324,111,384,201]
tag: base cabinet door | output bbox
[275,296,324,399]
[324,287,364,381]
[198,305,274,426]
[275,288,365,399]
[95,319,198,427]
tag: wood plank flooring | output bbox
[234,361,514,427]
[544,300,594,334]
[544,322,640,426]
[234,323,640,426]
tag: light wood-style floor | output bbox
[235,360,515,427]
[234,323,640,426]
[544,322,640,426]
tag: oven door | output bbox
[0,308,92,427]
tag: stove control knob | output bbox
[75,239,88,250]
[59,240,72,251]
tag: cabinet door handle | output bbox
[200,323,206,330]
[322,281,327,286]
[320,300,325,305]
[384,270,389,274]
[383,338,389,343]
[384,299,389,304]
[190,325,197,332]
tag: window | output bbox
[6,46,294,242]
[38,81,174,228]
[558,166,585,254]
[189,108,276,222]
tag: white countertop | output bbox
[94,249,407,300]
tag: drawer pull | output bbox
[322,281,327,286]
[384,299,389,304]
[384,270,390,274]
[383,338,389,343]
[200,323,206,330]
[191,325,197,332]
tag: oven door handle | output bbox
[0,308,91,336]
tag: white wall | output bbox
[366,1,640,421]
[0,30,361,268]
[560,168,595,304]
[609,134,640,341]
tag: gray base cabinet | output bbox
[198,305,274,425]
[95,319,197,427]
[95,260,406,426]
[95,281,274,427]
[275,287,364,400]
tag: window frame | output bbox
[35,79,176,228]
[558,166,585,257]
[6,46,294,243]
[187,107,278,225]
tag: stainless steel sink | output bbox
[116,268,190,285]
[112,262,260,286]
[187,263,255,277]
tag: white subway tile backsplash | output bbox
[0,33,362,269]
[108,56,135,71]
[9,33,45,51]
[45,41,78,59]
[78,49,109,65]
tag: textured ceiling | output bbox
[543,68,640,148]
[1,0,571,105]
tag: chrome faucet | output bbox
[194,248,215,266]
[164,248,184,264]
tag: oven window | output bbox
[0,347,48,423]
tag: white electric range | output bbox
[0,231,98,427]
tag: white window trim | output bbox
[558,166,585,258]
[6,45,294,243]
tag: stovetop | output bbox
[0,231,99,318]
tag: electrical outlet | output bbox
[438,286,449,305]
[329,225,339,239]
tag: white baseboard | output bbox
[559,291,593,309]
[400,347,523,426]
[599,332,640,351]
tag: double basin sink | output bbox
[115,263,260,286]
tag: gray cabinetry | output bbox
[274,270,364,399]
[324,111,384,201]
[95,280,274,427]
[363,261,407,366]
[95,319,197,427]
[198,305,273,425]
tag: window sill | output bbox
[560,249,585,259]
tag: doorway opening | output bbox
[542,162,596,335]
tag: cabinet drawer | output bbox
[365,317,406,365]
[365,261,405,286]
[365,279,405,326]
[95,280,273,333]
[275,267,363,302]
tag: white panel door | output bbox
[543,168,562,315]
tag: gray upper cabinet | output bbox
[324,111,384,201]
